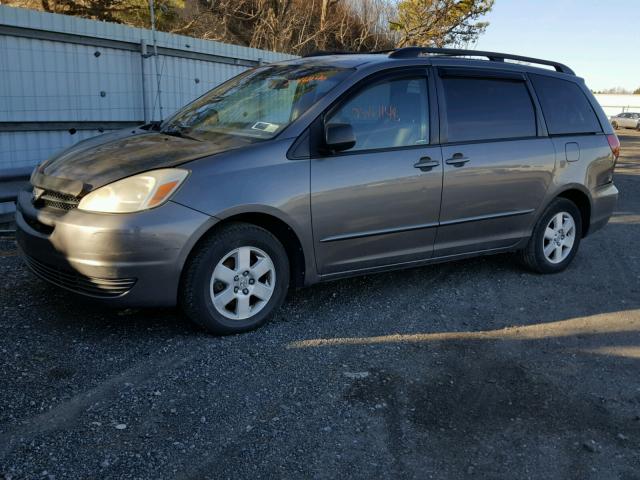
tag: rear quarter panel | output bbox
[536,81,617,231]
[544,134,616,225]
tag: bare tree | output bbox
[4,0,494,54]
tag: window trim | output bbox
[306,67,435,158]
[438,67,526,81]
[435,67,542,146]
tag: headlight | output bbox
[78,168,189,213]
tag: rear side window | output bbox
[530,74,602,135]
[441,76,537,143]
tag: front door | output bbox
[310,72,443,275]
[434,70,556,257]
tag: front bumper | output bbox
[15,190,216,306]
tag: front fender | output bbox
[171,138,317,284]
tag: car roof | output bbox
[277,53,390,69]
[277,48,579,81]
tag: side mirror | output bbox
[324,123,356,152]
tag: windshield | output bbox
[162,64,352,143]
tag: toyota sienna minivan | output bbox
[16,47,620,334]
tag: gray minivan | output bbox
[16,47,620,334]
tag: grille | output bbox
[35,190,80,211]
[24,255,136,298]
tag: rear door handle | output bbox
[413,157,440,171]
[445,153,470,167]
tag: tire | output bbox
[179,222,290,335]
[519,198,582,274]
[612,121,619,130]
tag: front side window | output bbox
[325,76,429,152]
[441,76,537,143]
[163,64,352,143]
[530,74,602,135]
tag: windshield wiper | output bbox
[162,124,202,142]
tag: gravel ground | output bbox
[1,131,640,480]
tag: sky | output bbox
[474,0,640,92]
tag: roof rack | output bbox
[388,47,575,75]
[303,50,357,57]
[302,49,394,58]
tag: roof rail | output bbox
[302,49,394,58]
[388,47,575,75]
[302,50,357,57]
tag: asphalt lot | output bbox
[1,130,640,480]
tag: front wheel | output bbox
[612,121,619,130]
[519,198,582,274]
[180,223,290,335]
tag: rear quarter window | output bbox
[530,74,602,135]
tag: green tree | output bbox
[634,87,640,95]
[390,0,494,47]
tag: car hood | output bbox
[31,128,240,196]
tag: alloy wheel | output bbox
[209,246,276,320]
[542,211,576,264]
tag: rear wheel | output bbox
[519,198,582,274]
[180,222,289,335]
[612,121,619,130]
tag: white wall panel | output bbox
[594,94,640,117]
[0,130,115,169]
[1,37,143,122]
[0,5,296,171]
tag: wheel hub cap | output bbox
[209,246,276,320]
[542,211,576,264]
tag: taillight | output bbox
[607,134,620,160]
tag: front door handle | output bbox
[413,157,440,171]
[445,153,470,167]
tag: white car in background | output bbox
[610,112,640,130]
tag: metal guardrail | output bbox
[600,105,640,112]
[0,166,32,203]
[0,24,264,68]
